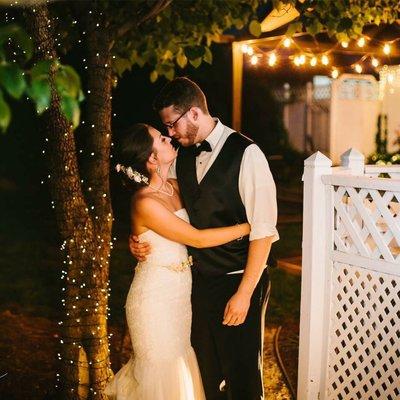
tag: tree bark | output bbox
[28,4,112,399]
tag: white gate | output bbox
[298,148,400,400]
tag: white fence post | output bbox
[340,148,365,175]
[298,151,332,400]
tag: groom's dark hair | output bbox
[153,77,208,114]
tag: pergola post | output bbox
[232,41,243,132]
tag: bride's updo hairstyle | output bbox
[117,123,154,192]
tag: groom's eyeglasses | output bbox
[164,109,189,130]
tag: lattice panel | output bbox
[327,262,400,400]
[333,186,400,262]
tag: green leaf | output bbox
[286,21,302,37]
[203,47,213,64]
[0,24,33,60]
[306,19,323,35]
[249,20,261,37]
[337,18,353,32]
[31,60,53,81]
[55,65,81,98]
[0,64,26,99]
[27,77,51,115]
[189,57,202,68]
[113,57,132,76]
[176,51,188,68]
[184,45,205,61]
[61,96,80,128]
[150,70,158,83]
[0,89,11,133]
[164,68,175,81]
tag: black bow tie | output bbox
[192,140,212,157]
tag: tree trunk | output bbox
[28,5,112,399]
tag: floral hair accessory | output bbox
[115,163,149,184]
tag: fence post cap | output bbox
[340,148,365,163]
[304,151,332,167]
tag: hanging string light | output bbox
[321,54,329,65]
[357,37,366,48]
[283,37,292,48]
[383,43,391,55]
[354,63,363,73]
[310,56,317,67]
[268,52,277,66]
[371,57,379,68]
[241,32,400,80]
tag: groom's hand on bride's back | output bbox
[129,235,151,262]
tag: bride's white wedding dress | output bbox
[105,209,205,400]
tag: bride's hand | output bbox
[129,235,151,261]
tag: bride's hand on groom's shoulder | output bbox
[222,291,251,326]
[129,235,151,262]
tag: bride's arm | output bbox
[134,198,249,248]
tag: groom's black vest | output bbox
[176,132,252,276]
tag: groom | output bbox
[130,77,278,400]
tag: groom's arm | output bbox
[223,144,278,326]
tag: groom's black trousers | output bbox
[191,268,270,400]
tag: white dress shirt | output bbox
[170,119,279,272]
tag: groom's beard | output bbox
[182,120,199,147]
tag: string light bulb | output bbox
[310,57,317,67]
[293,56,301,66]
[371,58,379,68]
[357,37,366,47]
[354,63,363,73]
[321,54,329,65]
[268,52,277,67]
[383,43,391,55]
[331,69,339,79]
[283,37,292,48]
[341,41,349,48]
[250,55,258,65]
[241,44,249,54]
[247,47,254,56]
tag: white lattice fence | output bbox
[298,148,400,400]
[328,262,400,400]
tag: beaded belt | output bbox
[136,256,193,273]
[164,256,193,272]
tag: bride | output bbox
[105,123,250,400]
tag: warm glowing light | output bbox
[321,54,329,65]
[383,43,391,55]
[268,52,277,66]
[341,41,349,48]
[331,69,339,79]
[250,55,258,65]
[241,44,249,54]
[354,64,362,73]
[371,58,379,67]
[293,56,301,66]
[247,46,254,56]
[388,73,394,83]
[283,37,292,48]
[357,37,365,47]
[310,57,317,67]
[299,54,306,65]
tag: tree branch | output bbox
[116,0,173,39]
